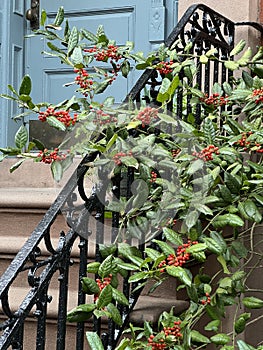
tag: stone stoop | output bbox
[0,159,190,348]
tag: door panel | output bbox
[24,0,179,146]
[25,0,179,105]
[26,1,150,107]
[0,0,25,147]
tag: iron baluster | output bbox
[35,285,50,350]
[11,323,24,350]
[76,237,88,350]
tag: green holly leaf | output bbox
[128,271,148,283]
[68,26,79,55]
[200,54,209,64]
[121,60,130,78]
[186,243,207,254]
[237,47,252,66]
[166,266,192,286]
[212,214,244,228]
[203,117,216,145]
[152,239,175,255]
[10,159,26,173]
[242,296,263,309]
[162,228,183,245]
[67,303,96,322]
[86,262,101,274]
[71,47,83,65]
[53,6,64,26]
[51,160,63,183]
[217,255,231,274]
[98,255,115,278]
[86,331,104,350]
[204,320,220,332]
[106,303,123,326]
[202,237,224,254]
[81,28,98,43]
[224,61,240,71]
[243,199,262,223]
[112,288,129,306]
[237,340,257,350]
[190,330,210,344]
[15,125,28,149]
[82,277,100,295]
[210,333,231,345]
[46,116,66,131]
[231,241,248,258]
[19,75,32,95]
[234,316,246,334]
[230,39,246,56]
[97,284,112,309]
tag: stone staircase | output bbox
[0,158,189,349]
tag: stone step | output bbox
[0,235,97,292]
[0,295,187,350]
[0,208,68,239]
[0,235,182,303]
[0,234,96,259]
[0,316,91,350]
[0,281,188,348]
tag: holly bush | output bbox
[1,6,263,350]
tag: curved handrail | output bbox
[125,4,235,102]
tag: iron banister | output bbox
[235,21,263,34]
[165,3,235,48]
[126,3,236,103]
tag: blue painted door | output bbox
[0,0,179,146]
[0,0,25,146]
[26,0,178,106]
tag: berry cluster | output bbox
[163,321,183,338]
[150,170,158,183]
[234,131,263,153]
[252,88,263,104]
[256,146,263,153]
[200,93,228,107]
[74,68,94,97]
[147,321,182,350]
[37,148,67,164]
[93,109,117,126]
[171,149,181,158]
[234,131,253,149]
[38,107,78,127]
[96,275,112,291]
[156,60,174,75]
[166,217,177,226]
[85,44,122,63]
[136,107,159,127]
[113,151,133,165]
[158,240,198,272]
[147,335,166,350]
[200,292,211,305]
[192,145,219,161]
[94,274,112,302]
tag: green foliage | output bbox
[1,6,263,350]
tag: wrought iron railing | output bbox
[0,4,262,350]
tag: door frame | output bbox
[0,0,26,147]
